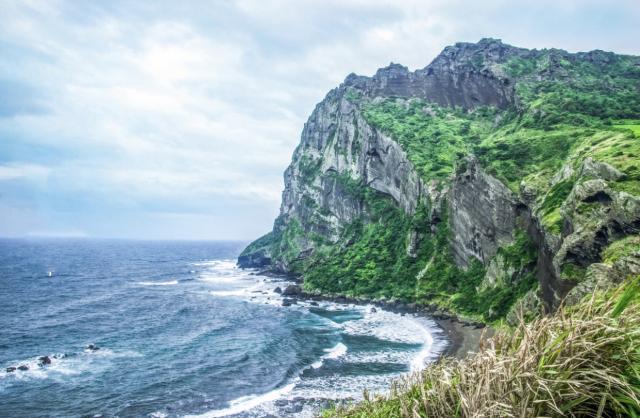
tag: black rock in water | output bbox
[38,356,52,366]
[273,286,282,294]
[86,344,100,351]
[6,366,16,373]
[282,284,302,296]
[17,365,29,371]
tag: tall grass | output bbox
[324,278,640,417]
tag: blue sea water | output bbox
[0,239,445,417]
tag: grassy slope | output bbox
[323,276,640,418]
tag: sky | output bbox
[1,0,639,240]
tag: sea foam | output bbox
[136,280,178,286]
[186,383,295,418]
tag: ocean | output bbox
[0,239,446,417]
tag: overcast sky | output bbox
[1,0,639,240]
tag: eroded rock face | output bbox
[449,157,517,267]
[532,158,640,310]
[344,38,520,110]
[558,167,640,265]
[243,39,530,270]
[345,64,514,110]
[237,249,271,269]
[565,250,640,306]
[270,90,429,270]
[580,157,624,181]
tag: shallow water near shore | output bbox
[0,239,446,417]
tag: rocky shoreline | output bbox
[256,270,492,360]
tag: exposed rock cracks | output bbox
[269,88,430,271]
[449,156,517,268]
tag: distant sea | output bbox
[0,239,446,417]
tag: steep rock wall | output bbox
[256,88,429,272]
[343,38,520,110]
[449,157,518,268]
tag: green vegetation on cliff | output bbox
[340,48,639,317]
[240,40,640,324]
[257,95,639,322]
[361,100,493,180]
[235,40,640,418]
[303,175,537,322]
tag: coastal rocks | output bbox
[282,284,302,296]
[282,298,297,307]
[5,355,56,373]
[272,397,337,416]
[237,252,271,269]
[85,344,100,352]
[274,397,305,413]
[237,233,277,269]
[273,286,282,294]
[450,156,517,268]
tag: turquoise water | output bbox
[0,239,445,417]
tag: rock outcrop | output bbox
[344,38,524,110]
[450,156,517,267]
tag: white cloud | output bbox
[0,0,638,238]
[26,229,88,238]
[0,163,51,181]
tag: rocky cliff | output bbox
[239,38,640,321]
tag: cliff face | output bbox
[238,88,429,272]
[281,91,427,235]
[239,38,640,321]
[449,156,517,268]
[343,38,524,110]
